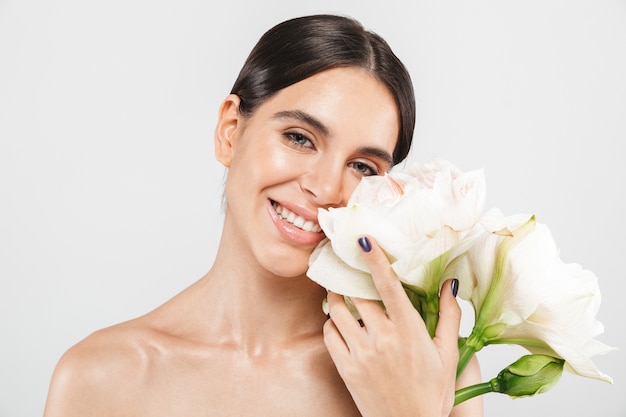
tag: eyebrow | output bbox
[272,109,394,168]
[272,110,330,136]
[357,146,394,168]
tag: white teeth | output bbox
[273,202,322,233]
[293,216,305,228]
[302,220,316,232]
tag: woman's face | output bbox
[216,66,400,278]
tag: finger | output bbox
[348,296,388,330]
[323,318,350,362]
[356,236,414,320]
[326,291,364,350]
[434,278,462,362]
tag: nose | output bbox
[299,160,349,208]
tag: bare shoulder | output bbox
[43,318,162,417]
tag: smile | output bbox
[271,201,322,233]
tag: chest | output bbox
[128,348,361,417]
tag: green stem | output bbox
[407,252,449,339]
[456,330,485,378]
[403,285,439,339]
[454,381,494,405]
[404,287,423,316]
[455,220,537,379]
[422,295,439,339]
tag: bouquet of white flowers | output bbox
[307,158,615,404]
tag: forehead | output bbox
[253,67,400,153]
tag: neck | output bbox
[192,224,328,355]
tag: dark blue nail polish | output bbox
[451,278,459,297]
[358,236,371,252]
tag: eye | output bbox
[349,161,378,176]
[284,131,315,149]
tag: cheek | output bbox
[254,139,312,175]
[266,150,307,175]
[344,179,362,198]
[229,138,309,190]
[337,176,371,207]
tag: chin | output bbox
[267,264,310,280]
[256,242,315,278]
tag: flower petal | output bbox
[459,213,615,383]
[307,239,381,299]
[496,320,615,383]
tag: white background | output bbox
[1,1,624,416]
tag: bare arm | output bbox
[450,354,483,417]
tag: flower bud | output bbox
[491,354,564,398]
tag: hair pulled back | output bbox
[230,14,416,165]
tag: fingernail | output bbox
[326,313,331,320]
[358,236,371,252]
[451,278,459,297]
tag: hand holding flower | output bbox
[308,159,487,337]
[308,158,486,301]
[309,158,615,411]
[324,236,462,417]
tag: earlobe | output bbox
[214,94,242,167]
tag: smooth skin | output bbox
[44,67,482,417]
[326,239,467,417]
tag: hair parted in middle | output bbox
[230,14,416,166]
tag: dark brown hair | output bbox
[230,14,416,165]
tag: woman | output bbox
[44,14,482,417]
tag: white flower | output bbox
[307,158,486,300]
[456,211,615,383]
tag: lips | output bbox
[269,200,326,246]
[272,201,322,233]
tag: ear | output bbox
[214,94,242,167]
